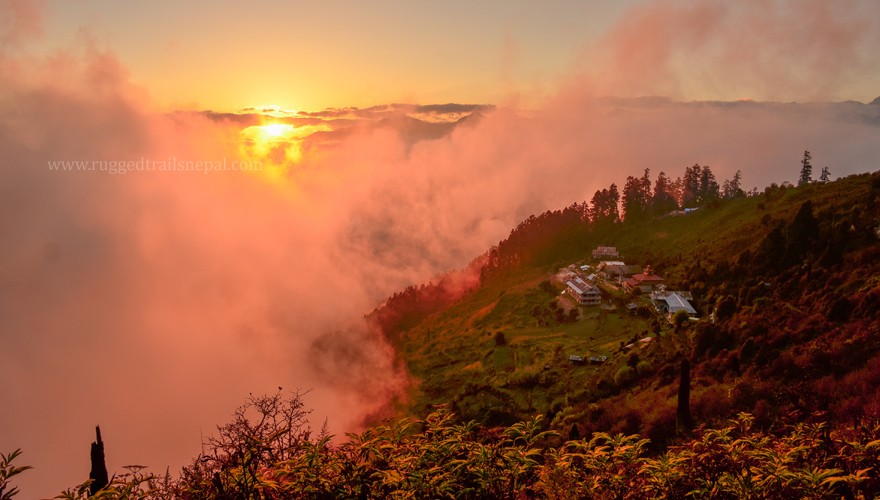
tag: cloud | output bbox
[580,0,880,101]
[0,0,44,49]
[0,22,410,500]
[295,103,493,125]
[414,103,494,115]
[198,110,262,126]
[2,1,880,497]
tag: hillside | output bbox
[378,170,880,446]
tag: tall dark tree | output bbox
[89,426,109,495]
[759,222,787,270]
[622,174,650,222]
[608,183,620,223]
[592,184,621,225]
[652,171,678,215]
[589,189,609,223]
[677,358,693,433]
[799,150,813,186]
[698,165,720,204]
[787,200,820,264]
[680,164,702,207]
[568,422,581,441]
[640,168,652,202]
[722,170,744,198]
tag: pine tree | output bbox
[681,164,702,207]
[589,189,606,222]
[607,183,620,223]
[798,150,813,186]
[652,171,678,215]
[819,166,831,182]
[590,184,621,225]
[676,358,693,432]
[722,170,743,198]
[622,174,650,222]
[698,165,720,204]
[640,168,652,205]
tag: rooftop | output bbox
[654,291,697,316]
[566,277,599,295]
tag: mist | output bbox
[2,0,879,496]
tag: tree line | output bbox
[478,152,831,279]
[593,164,745,226]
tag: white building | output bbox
[651,290,698,320]
[566,277,602,305]
[592,246,619,259]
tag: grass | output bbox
[395,171,880,429]
[400,262,658,422]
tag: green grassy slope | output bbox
[382,171,880,445]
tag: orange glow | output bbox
[236,120,327,184]
[260,123,295,139]
[237,124,295,184]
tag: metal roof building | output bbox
[652,290,698,317]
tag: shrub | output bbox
[826,297,854,322]
[539,280,556,295]
[176,390,313,498]
[739,337,757,364]
[0,449,32,499]
[714,295,737,321]
[692,385,732,422]
[627,352,640,368]
[672,309,690,328]
[29,397,880,498]
[614,365,638,387]
[494,331,507,346]
[596,377,616,395]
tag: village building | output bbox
[592,246,619,259]
[588,355,608,364]
[555,266,577,283]
[565,277,602,305]
[651,290,698,320]
[596,260,625,280]
[599,262,642,282]
[623,265,665,293]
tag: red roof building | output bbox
[623,265,665,293]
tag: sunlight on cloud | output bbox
[237,120,331,184]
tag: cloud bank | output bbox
[581,0,880,101]
[1,0,879,496]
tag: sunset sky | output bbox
[3,0,880,497]
[32,0,880,111]
[33,0,625,110]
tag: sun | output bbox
[235,118,329,186]
[239,123,297,148]
[237,123,303,185]
[261,123,294,138]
